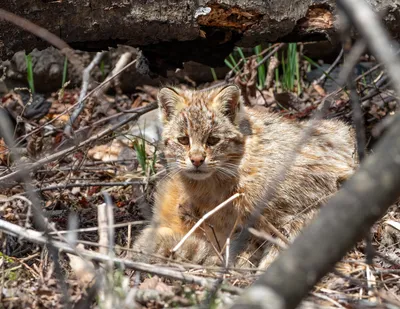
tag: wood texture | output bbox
[0,1,399,71]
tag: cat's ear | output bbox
[158,87,186,123]
[212,85,242,123]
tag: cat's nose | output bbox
[190,155,205,167]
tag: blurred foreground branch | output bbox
[229,0,400,308]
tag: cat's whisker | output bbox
[165,163,179,170]
[216,166,239,179]
[217,162,240,171]
[163,169,182,181]
[162,162,183,180]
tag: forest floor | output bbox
[0,43,399,309]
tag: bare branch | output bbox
[0,102,157,186]
[338,0,400,96]
[95,52,133,97]
[0,8,83,76]
[64,51,105,137]
[0,218,241,293]
[229,1,400,308]
[0,8,70,50]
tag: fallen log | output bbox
[0,1,398,73]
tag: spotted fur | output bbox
[132,85,357,269]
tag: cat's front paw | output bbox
[132,227,220,266]
[170,234,222,266]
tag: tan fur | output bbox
[131,85,357,269]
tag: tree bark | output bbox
[1,0,399,74]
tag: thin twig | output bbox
[315,48,344,85]
[219,215,241,255]
[0,99,72,307]
[95,52,132,97]
[0,102,157,186]
[103,193,115,257]
[0,219,242,293]
[0,8,83,78]
[97,202,108,256]
[32,181,145,193]
[248,228,287,249]
[310,292,346,308]
[265,222,290,245]
[0,9,68,50]
[49,221,148,235]
[172,193,243,253]
[337,40,367,87]
[14,59,138,147]
[255,43,286,70]
[64,52,105,137]
[338,0,400,95]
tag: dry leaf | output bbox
[312,83,326,96]
[49,114,70,127]
[88,140,124,162]
[0,138,9,163]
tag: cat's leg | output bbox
[231,238,264,271]
[131,225,220,266]
[131,178,222,266]
[256,216,309,271]
[234,251,260,269]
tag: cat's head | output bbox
[158,85,245,181]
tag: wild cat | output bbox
[132,84,356,269]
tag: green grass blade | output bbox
[210,68,218,81]
[224,58,236,72]
[61,56,68,88]
[255,44,266,89]
[229,54,238,68]
[236,47,247,63]
[303,55,340,85]
[288,43,296,91]
[25,53,35,94]
[295,48,302,94]
[281,52,287,91]
[133,125,147,174]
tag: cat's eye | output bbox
[177,136,190,145]
[207,136,220,146]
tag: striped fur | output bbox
[132,85,357,270]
